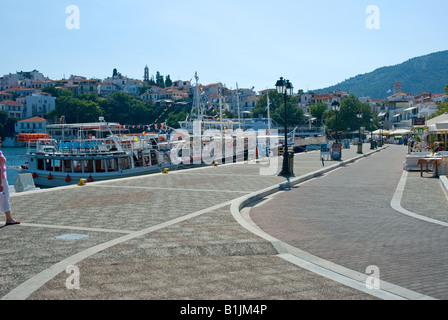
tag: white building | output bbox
[103,76,145,96]
[433,93,447,104]
[97,82,119,96]
[417,102,438,120]
[0,100,25,119]
[1,70,46,89]
[172,80,192,90]
[22,93,56,119]
[15,116,49,134]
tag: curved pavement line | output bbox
[391,170,448,228]
[5,146,436,301]
[1,200,234,300]
[231,150,438,301]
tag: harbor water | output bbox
[1,147,28,189]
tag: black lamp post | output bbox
[379,121,384,147]
[276,77,294,177]
[331,101,340,143]
[357,111,363,154]
[370,118,375,150]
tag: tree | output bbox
[99,92,152,125]
[42,86,74,98]
[0,111,17,137]
[112,68,121,78]
[164,109,188,128]
[165,75,173,88]
[252,91,304,126]
[138,85,151,96]
[324,95,372,135]
[428,84,448,120]
[310,102,327,123]
[155,71,164,88]
[48,96,103,123]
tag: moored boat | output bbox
[20,119,176,188]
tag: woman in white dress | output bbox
[0,138,20,226]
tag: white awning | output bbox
[391,129,412,135]
[429,120,448,132]
[404,106,418,112]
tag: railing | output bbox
[31,138,120,155]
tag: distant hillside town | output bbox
[0,68,447,138]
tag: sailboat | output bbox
[178,72,240,134]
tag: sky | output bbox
[1,0,447,93]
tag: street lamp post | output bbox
[331,101,340,143]
[379,121,384,147]
[276,77,294,177]
[357,111,363,154]
[370,118,375,150]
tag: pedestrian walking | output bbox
[0,138,20,226]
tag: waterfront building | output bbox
[22,92,56,119]
[15,116,49,134]
[0,100,25,119]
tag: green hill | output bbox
[313,50,448,99]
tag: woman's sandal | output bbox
[6,220,20,226]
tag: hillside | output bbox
[313,50,448,99]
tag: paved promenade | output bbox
[1,143,446,302]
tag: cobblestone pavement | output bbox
[250,144,448,300]
[1,143,445,301]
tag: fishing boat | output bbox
[19,118,176,188]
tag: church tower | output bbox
[394,79,402,95]
[144,65,149,84]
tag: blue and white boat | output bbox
[20,118,176,188]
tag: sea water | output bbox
[1,147,28,189]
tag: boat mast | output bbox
[267,89,271,135]
[192,72,202,121]
[99,117,123,152]
[219,83,223,135]
[236,83,241,129]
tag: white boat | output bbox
[20,118,177,188]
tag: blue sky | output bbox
[1,0,447,93]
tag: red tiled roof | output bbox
[245,97,259,101]
[0,100,23,106]
[18,116,48,123]
[311,94,337,101]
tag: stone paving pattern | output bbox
[0,143,446,300]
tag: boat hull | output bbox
[24,163,177,188]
